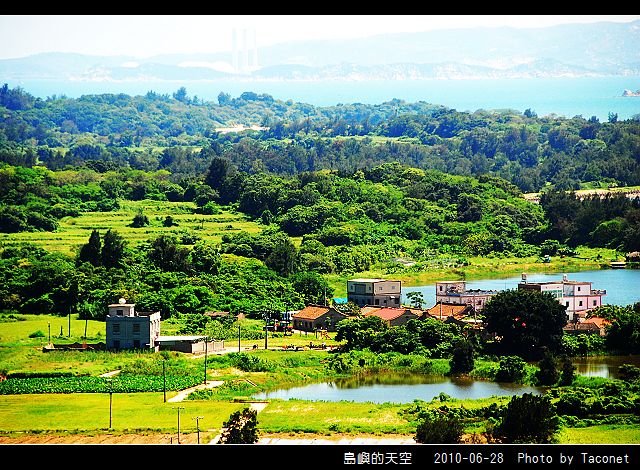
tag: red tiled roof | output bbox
[360,306,383,315]
[585,316,610,329]
[293,305,340,320]
[425,302,471,320]
[364,308,418,321]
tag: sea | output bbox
[5,76,640,122]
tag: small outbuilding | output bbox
[156,335,225,354]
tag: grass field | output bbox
[0,200,264,257]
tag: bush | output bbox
[28,330,45,338]
[535,350,559,386]
[218,407,259,444]
[495,356,527,383]
[415,414,464,444]
[449,339,475,374]
[493,393,559,443]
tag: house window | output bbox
[579,301,583,307]
[439,286,443,291]
[375,299,379,305]
[112,324,120,334]
[565,302,569,307]
[116,309,123,316]
[392,286,396,290]
[133,340,140,349]
[113,340,120,350]
[577,286,581,291]
[394,298,399,304]
[133,323,140,335]
[593,300,597,306]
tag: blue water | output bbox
[402,269,640,309]
[6,76,640,122]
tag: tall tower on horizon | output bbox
[231,27,258,73]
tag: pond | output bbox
[402,269,640,308]
[571,355,640,379]
[252,372,545,404]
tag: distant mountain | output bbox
[1,20,639,82]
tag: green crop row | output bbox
[0,374,202,394]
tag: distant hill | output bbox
[1,20,639,81]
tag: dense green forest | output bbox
[2,84,640,191]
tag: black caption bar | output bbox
[3,443,638,465]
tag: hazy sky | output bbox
[1,15,639,59]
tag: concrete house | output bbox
[518,273,606,321]
[364,307,420,327]
[435,281,498,312]
[292,305,348,332]
[105,299,161,351]
[347,278,401,307]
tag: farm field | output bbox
[0,200,263,257]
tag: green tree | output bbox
[265,237,298,276]
[189,241,222,275]
[101,229,126,269]
[493,393,559,443]
[495,356,527,383]
[131,211,150,228]
[483,289,568,359]
[149,235,190,272]
[559,357,576,386]
[449,339,475,374]
[290,271,332,305]
[415,414,463,444]
[78,229,101,266]
[217,407,259,444]
[535,349,560,386]
[406,291,424,309]
[163,215,176,227]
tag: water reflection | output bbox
[571,355,640,379]
[253,372,544,404]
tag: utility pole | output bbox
[203,338,208,385]
[193,416,204,444]
[68,305,71,337]
[163,360,167,403]
[173,407,185,444]
[106,378,113,429]
[264,313,268,350]
[48,322,51,344]
[238,322,241,352]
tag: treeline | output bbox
[2,84,640,192]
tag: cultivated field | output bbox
[0,200,263,257]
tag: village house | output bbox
[563,316,611,336]
[105,298,161,351]
[347,278,401,307]
[292,305,348,332]
[518,273,606,321]
[424,302,475,323]
[435,281,499,311]
[363,307,420,327]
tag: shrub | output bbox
[218,407,259,444]
[493,393,559,443]
[28,330,45,338]
[415,413,464,444]
[495,356,527,383]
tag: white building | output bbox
[435,281,499,312]
[518,273,606,321]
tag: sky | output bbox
[1,15,639,60]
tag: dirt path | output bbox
[167,380,224,402]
